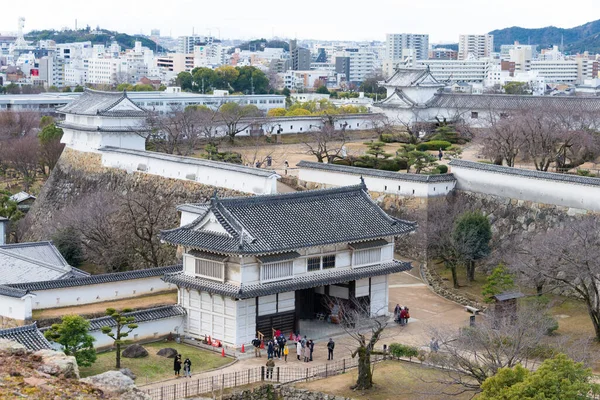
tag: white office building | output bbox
[385,34,429,61]
[417,59,495,84]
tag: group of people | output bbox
[393,304,410,326]
[173,354,192,378]
[253,333,336,366]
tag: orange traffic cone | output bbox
[241,344,245,353]
[221,348,225,357]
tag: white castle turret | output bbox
[57,89,147,153]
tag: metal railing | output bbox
[141,355,383,400]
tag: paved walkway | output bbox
[139,267,468,390]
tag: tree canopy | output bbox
[479,354,600,399]
[44,315,96,367]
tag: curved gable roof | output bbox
[161,184,416,255]
[57,88,146,117]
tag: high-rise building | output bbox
[385,34,429,61]
[458,34,494,60]
[333,47,376,84]
[289,40,311,71]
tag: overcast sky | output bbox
[1,0,598,43]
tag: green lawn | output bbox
[79,341,231,384]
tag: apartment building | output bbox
[429,48,458,60]
[530,60,578,84]
[417,59,494,83]
[458,34,494,60]
[290,40,311,71]
[333,47,376,83]
[385,34,429,61]
[155,53,195,73]
[87,57,128,85]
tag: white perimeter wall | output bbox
[90,315,185,349]
[61,129,146,153]
[298,167,455,197]
[101,150,277,195]
[452,166,600,212]
[30,276,174,310]
[0,295,33,322]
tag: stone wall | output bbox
[220,384,352,400]
[24,148,250,242]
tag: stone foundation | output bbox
[220,384,352,400]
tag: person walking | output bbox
[283,343,289,362]
[252,336,262,358]
[438,148,444,161]
[183,357,192,378]
[303,343,310,362]
[296,341,302,361]
[173,354,182,377]
[284,160,289,175]
[399,307,408,326]
[394,304,401,321]
[266,358,275,379]
[267,340,274,359]
[308,339,314,362]
[430,337,440,353]
[327,338,335,360]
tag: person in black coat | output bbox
[309,339,314,361]
[174,354,182,377]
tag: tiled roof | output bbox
[449,159,600,187]
[427,93,600,113]
[0,323,51,351]
[7,265,182,291]
[384,67,443,88]
[88,305,186,331]
[9,192,36,203]
[161,185,416,255]
[0,241,72,270]
[0,241,86,285]
[0,284,30,298]
[163,260,412,299]
[57,88,146,117]
[297,160,456,183]
[100,147,279,178]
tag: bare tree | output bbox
[219,102,262,142]
[478,115,527,167]
[303,114,348,163]
[0,110,41,139]
[430,302,561,392]
[514,215,600,340]
[0,136,40,191]
[332,297,387,390]
[58,191,131,272]
[142,105,204,156]
[119,181,177,268]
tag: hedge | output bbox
[389,343,420,360]
[416,141,452,151]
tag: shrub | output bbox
[332,159,351,166]
[353,161,374,169]
[417,140,452,151]
[389,343,420,360]
[379,160,402,172]
[437,164,448,174]
[380,134,395,143]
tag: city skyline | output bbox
[1,0,599,43]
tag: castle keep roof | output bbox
[161,184,416,255]
[57,88,147,117]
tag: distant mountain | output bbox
[489,19,600,54]
[25,29,169,52]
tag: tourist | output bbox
[273,341,280,360]
[327,338,335,360]
[266,358,275,379]
[183,357,192,378]
[173,354,182,377]
[301,335,307,348]
[277,335,286,360]
[405,307,411,324]
[266,156,272,167]
[438,148,444,161]
[255,160,261,168]
[399,307,408,326]
[308,339,314,361]
[267,340,274,359]
[430,338,440,353]
[252,336,262,358]
[296,341,302,361]
[394,304,401,322]
[283,343,289,362]
[303,342,310,362]
[284,160,289,175]
[382,344,388,360]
